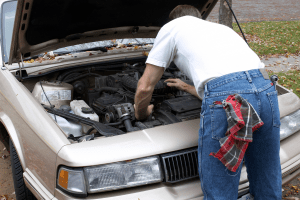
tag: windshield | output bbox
[55,38,154,53]
[1,1,17,63]
[1,1,154,63]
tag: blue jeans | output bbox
[198,69,282,200]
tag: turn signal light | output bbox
[57,167,87,196]
[58,169,69,189]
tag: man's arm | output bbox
[165,78,202,100]
[134,64,165,120]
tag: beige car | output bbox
[0,0,300,199]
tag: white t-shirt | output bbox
[146,16,264,99]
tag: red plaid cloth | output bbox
[209,94,264,172]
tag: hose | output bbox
[86,127,95,135]
[63,73,102,83]
[121,75,171,95]
[106,120,124,126]
[97,87,119,94]
[57,64,126,81]
[58,68,88,81]
[123,118,140,132]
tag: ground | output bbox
[0,142,15,200]
[207,0,300,23]
[263,55,300,73]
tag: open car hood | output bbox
[9,0,218,64]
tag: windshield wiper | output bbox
[53,47,107,56]
[75,46,108,53]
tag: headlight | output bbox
[84,156,163,193]
[280,109,300,140]
[57,167,87,197]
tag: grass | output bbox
[233,20,300,56]
[232,20,300,97]
[268,69,300,97]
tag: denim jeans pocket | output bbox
[210,103,228,140]
[267,91,281,128]
[207,98,243,177]
[208,153,243,177]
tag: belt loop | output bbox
[245,71,252,83]
[205,84,209,96]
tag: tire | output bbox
[9,139,37,200]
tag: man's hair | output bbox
[169,5,202,20]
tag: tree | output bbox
[219,0,233,29]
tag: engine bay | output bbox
[29,62,202,142]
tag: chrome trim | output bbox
[25,169,54,199]
[23,171,52,200]
[161,148,198,183]
[282,160,300,178]
[24,177,45,200]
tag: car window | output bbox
[1,1,17,63]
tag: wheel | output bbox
[9,139,37,200]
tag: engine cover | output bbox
[161,96,202,113]
[160,95,202,121]
[92,92,124,113]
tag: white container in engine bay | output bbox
[32,81,73,108]
[70,100,99,133]
[48,113,83,137]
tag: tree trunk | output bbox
[219,0,233,29]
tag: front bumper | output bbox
[54,178,203,200]
[24,129,300,200]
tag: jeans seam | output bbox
[210,105,226,140]
[257,99,261,116]
[199,114,208,200]
[208,73,263,90]
[209,76,246,90]
[250,82,257,93]
[207,83,273,98]
[226,162,243,176]
[267,91,281,127]
[207,90,254,98]
[258,82,274,93]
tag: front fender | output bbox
[0,112,25,168]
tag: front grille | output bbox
[161,148,199,183]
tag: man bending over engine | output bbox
[134,5,282,200]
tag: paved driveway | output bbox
[207,0,300,23]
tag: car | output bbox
[0,0,300,199]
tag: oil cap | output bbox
[60,105,72,112]
[81,107,94,114]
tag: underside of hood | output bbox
[9,0,218,64]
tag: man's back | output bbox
[148,16,264,97]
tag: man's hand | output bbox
[165,78,192,91]
[165,78,201,100]
[134,104,154,121]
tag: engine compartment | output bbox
[28,62,202,142]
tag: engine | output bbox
[32,63,202,142]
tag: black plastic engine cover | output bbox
[92,92,124,113]
[161,96,202,114]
